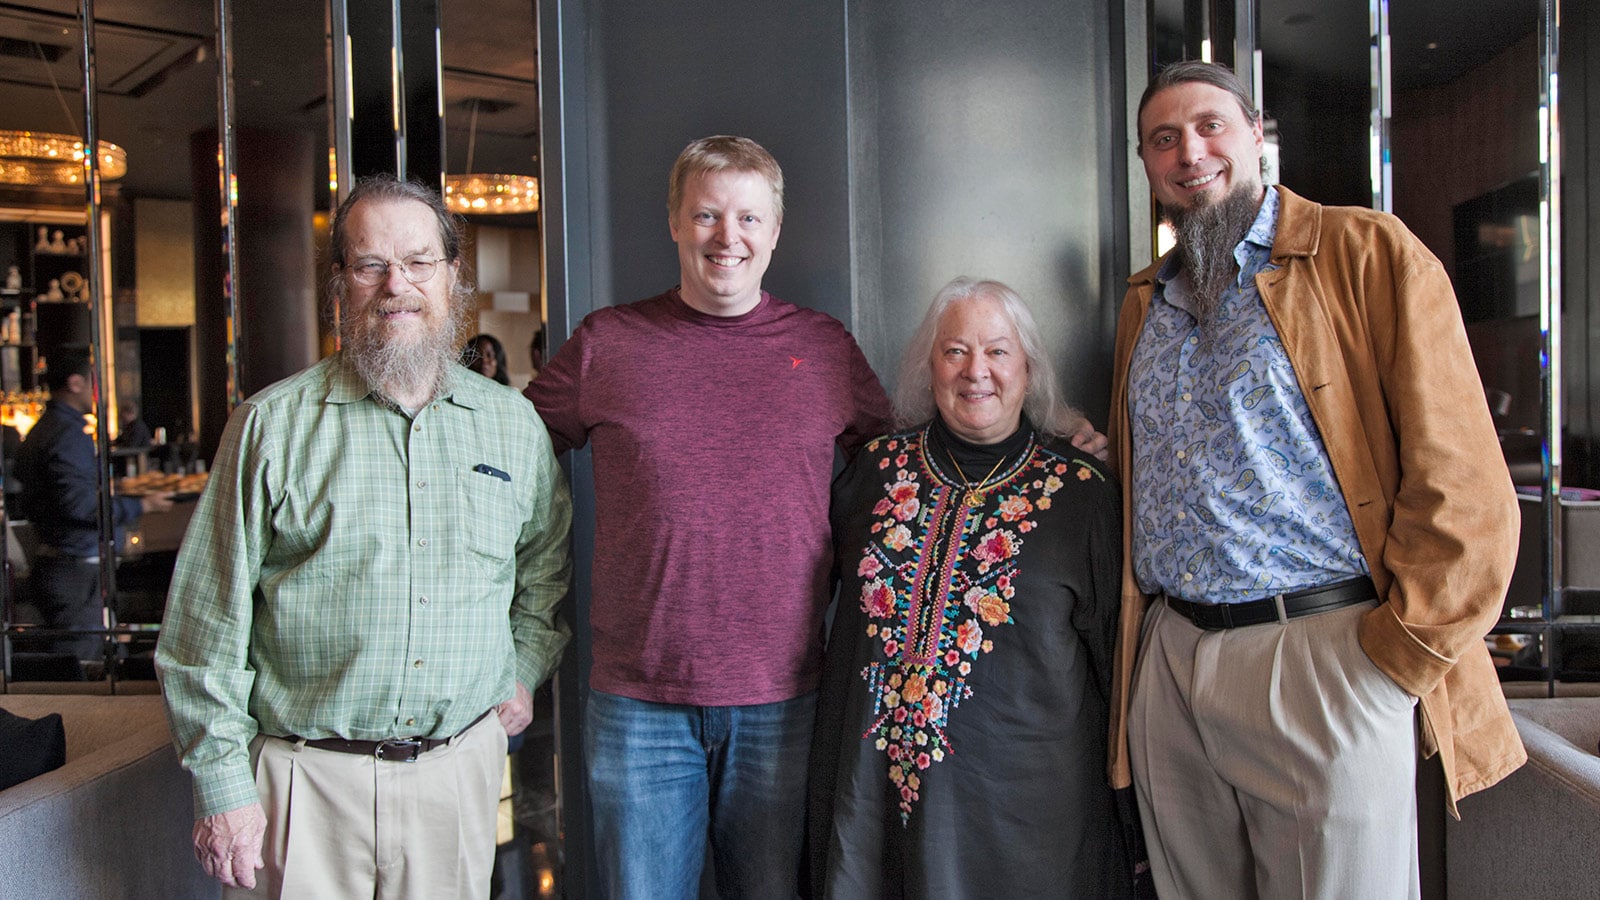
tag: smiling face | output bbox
[669,168,781,317]
[337,196,465,407]
[931,295,1028,445]
[1138,80,1265,214]
[339,197,460,352]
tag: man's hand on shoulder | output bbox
[496,680,534,736]
[1071,421,1109,461]
[194,802,267,888]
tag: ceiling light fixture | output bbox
[444,99,538,215]
[0,129,127,186]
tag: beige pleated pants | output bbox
[1129,598,1421,900]
[225,713,506,900]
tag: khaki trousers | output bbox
[1129,599,1421,900]
[225,713,506,900]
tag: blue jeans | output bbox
[585,690,814,900]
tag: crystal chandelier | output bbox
[0,130,127,186]
[445,172,539,214]
[444,99,537,215]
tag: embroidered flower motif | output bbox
[977,593,1011,627]
[997,495,1033,522]
[902,672,928,703]
[861,579,895,618]
[971,529,1019,569]
[888,480,921,521]
[956,619,983,654]
[883,524,912,551]
[853,430,1079,826]
[1077,466,1093,481]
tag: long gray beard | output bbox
[342,302,467,408]
[1164,185,1263,330]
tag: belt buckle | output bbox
[374,739,423,762]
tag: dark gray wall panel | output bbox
[847,0,1123,426]
[587,2,853,323]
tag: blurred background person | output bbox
[112,400,153,449]
[463,332,511,385]
[808,277,1136,898]
[15,347,172,663]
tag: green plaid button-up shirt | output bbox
[157,355,572,818]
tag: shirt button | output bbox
[1182,573,1194,582]
[1176,511,1187,521]
[416,480,427,488]
[413,659,424,669]
[418,538,429,548]
[1181,392,1192,402]
[418,596,429,605]
[414,424,422,433]
[1176,450,1186,460]
[406,717,416,726]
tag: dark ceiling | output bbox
[1154,0,1541,92]
[0,0,539,202]
[0,1,1546,204]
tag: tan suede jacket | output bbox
[1107,186,1526,815]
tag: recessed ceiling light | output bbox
[1426,42,1440,50]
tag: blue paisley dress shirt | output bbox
[1129,187,1368,605]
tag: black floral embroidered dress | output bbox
[809,419,1130,899]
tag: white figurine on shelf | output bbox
[48,230,67,254]
[44,278,63,300]
[4,265,19,291]
[35,226,49,252]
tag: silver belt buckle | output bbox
[375,739,423,762]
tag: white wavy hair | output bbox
[892,276,1086,440]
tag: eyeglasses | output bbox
[344,256,448,286]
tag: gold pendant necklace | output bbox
[946,449,1008,508]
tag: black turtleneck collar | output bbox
[928,414,1034,474]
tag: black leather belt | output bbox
[1162,576,1376,631]
[285,709,493,762]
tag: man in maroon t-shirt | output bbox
[527,136,892,898]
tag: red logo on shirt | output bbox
[790,356,804,369]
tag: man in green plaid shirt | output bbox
[156,175,571,898]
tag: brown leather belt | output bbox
[1162,576,1376,631]
[285,709,493,762]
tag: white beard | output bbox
[342,299,465,407]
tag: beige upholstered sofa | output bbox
[1446,696,1600,898]
[0,692,218,899]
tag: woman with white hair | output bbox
[809,277,1135,897]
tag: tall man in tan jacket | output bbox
[1107,61,1524,898]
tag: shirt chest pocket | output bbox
[455,467,521,563]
